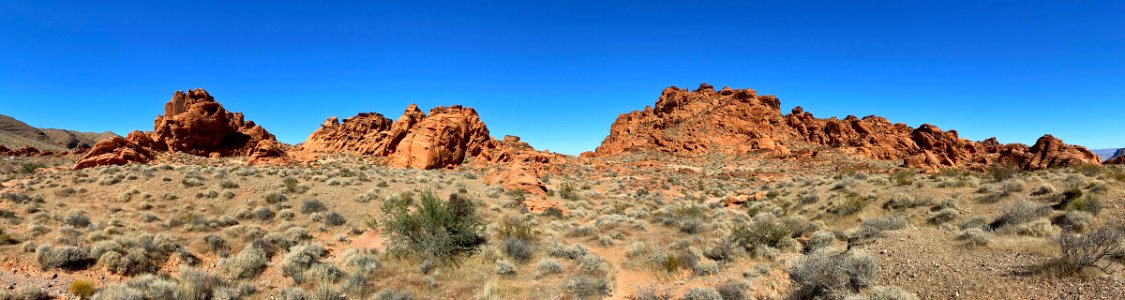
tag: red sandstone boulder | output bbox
[73,133,155,169]
[246,140,290,166]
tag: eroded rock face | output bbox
[594,84,1100,171]
[73,132,155,169]
[246,140,290,166]
[388,105,492,169]
[304,105,494,170]
[74,89,277,169]
[303,105,563,197]
[152,89,274,156]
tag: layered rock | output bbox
[594,84,1101,171]
[74,89,280,169]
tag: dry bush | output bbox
[789,250,878,299]
[1051,226,1124,275]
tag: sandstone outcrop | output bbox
[74,89,279,169]
[303,105,566,199]
[304,105,535,170]
[246,140,290,166]
[594,84,1100,171]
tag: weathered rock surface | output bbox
[304,105,527,170]
[303,105,565,199]
[594,84,1100,171]
[246,140,290,166]
[74,89,278,169]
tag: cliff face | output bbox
[594,84,1101,171]
[74,89,279,169]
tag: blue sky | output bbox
[1,1,1122,155]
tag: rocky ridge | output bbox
[74,89,280,169]
[593,84,1101,171]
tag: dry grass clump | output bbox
[36,244,89,270]
[789,250,879,299]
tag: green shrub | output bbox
[1066,195,1103,215]
[281,243,326,283]
[558,182,579,200]
[728,214,802,255]
[379,191,484,265]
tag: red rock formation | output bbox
[73,133,155,169]
[304,105,498,170]
[0,145,8,154]
[246,140,290,166]
[1106,156,1125,165]
[74,89,277,169]
[595,84,1101,171]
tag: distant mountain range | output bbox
[0,114,118,152]
[1092,148,1124,161]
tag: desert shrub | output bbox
[495,259,516,275]
[889,170,915,186]
[852,216,906,241]
[631,285,673,300]
[789,250,878,298]
[832,193,873,216]
[1055,211,1095,232]
[301,199,327,214]
[501,238,534,262]
[559,182,579,200]
[265,193,288,205]
[379,191,485,265]
[858,286,920,300]
[203,234,228,255]
[36,244,89,270]
[957,228,990,246]
[219,180,240,189]
[65,209,92,228]
[536,258,564,277]
[281,243,326,283]
[9,287,49,300]
[990,200,1049,229]
[683,287,723,300]
[728,214,803,255]
[717,281,749,300]
[1031,184,1056,196]
[218,244,269,279]
[322,211,347,226]
[882,194,931,210]
[928,208,958,225]
[807,230,837,252]
[1053,226,1124,275]
[277,287,307,300]
[986,163,1020,181]
[375,289,414,300]
[182,177,204,188]
[254,207,275,221]
[178,267,225,300]
[692,259,720,276]
[303,263,343,284]
[1066,195,1103,215]
[68,280,97,299]
[563,275,612,298]
[960,216,989,231]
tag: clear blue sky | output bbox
[1,1,1122,155]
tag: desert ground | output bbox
[1,150,1124,300]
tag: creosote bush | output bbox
[379,191,485,266]
[1052,226,1124,276]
